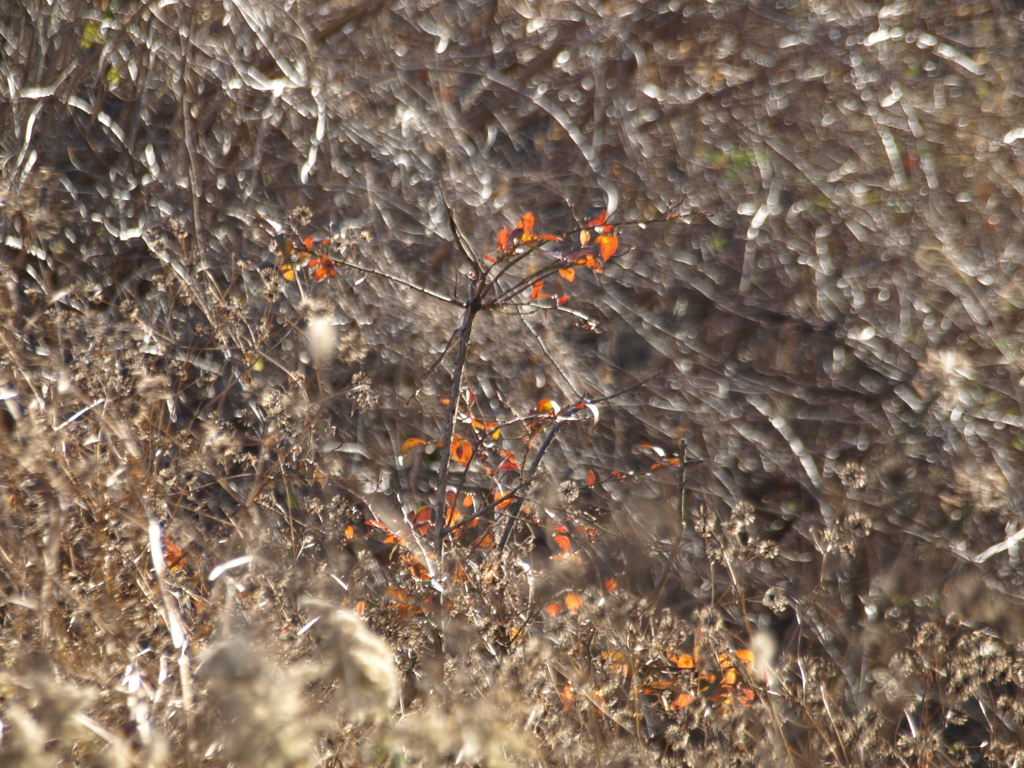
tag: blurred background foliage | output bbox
[3,0,1024,765]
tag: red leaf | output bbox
[587,469,597,487]
[553,524,572,552]
[587,211,608,228]
[409,506,432,536]
[497,450,519,472]
[557,295,569,306]
[604,577,618,592]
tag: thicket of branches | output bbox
[3,0,1024,765]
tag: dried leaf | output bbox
[669,693,696,710]
[399,437,427,456]
[668,652,695,669]
[452,439,473,466]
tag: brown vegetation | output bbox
[3,0,1024,765]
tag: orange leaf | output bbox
[365,519,395,539]
[517,212,535,237]
[557,295,569,306]
[310,256,336,281]
[565,593,584,613]
[343,524,355,540]
[498,226,509,250]
[601,651,630,677]
[462,494,473,508]
[558,684,576,710]
[553,524,572,552]
[163,537,185,571]
[587,211,608,228]
[385,587,412,608]
[303,236,314,250]
[536,233,562,242]
[668,652,695,669]
[536,398,559,413]
[546,603,562,616]
[402,553,431,581]
[410,506,432,536]
[669,692,696,710]
[400,437,427,456]
[604,577,618,592]
[529,281,545,302]
[452,439,473,466]
[597,233,618,261]
[558,267,576,282]
[587,469,597,487]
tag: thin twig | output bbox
[496,419,568,553]
[651,440,687,607]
